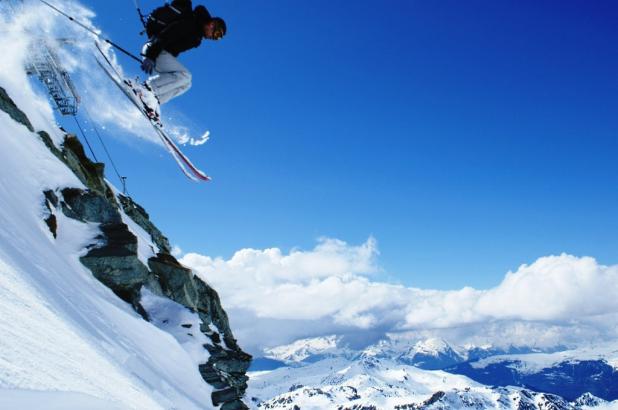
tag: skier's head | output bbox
[204,17,226,41]
[194,5,226,40]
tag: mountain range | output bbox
[248,335,618,409]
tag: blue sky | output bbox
[63,0,618,290]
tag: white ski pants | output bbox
[146,50,192,105]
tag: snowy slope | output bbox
[0,94,215,408]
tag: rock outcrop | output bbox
[1,87,251,409]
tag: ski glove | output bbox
[141,58,156,75]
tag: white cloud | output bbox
[476,255,618,320]
[180,239,618,353]
[183,238,384,326]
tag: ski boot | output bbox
[125,79,162,126]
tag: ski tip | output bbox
[187,171,211,182]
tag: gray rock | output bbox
[61,135,115,202]
[38,131,62,160]
[43,190,59,208]
[43,190,58,238]
[61,188,121,224]
[220,399,249,410]
[0,87,34,131]
[80,223,150,302]
[118,194,172,254]
[213,387,246,407]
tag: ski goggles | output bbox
[213,29,224,40]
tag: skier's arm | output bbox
[143,20,189,60]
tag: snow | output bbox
[0,389,125,410]
[413,337,452,355]
[248,355,483,409]
[208,322,230,350]
[250,336,618,408]
[263,335,346,363]
[140,288,211,366]
[116,193,160,266]
[248,352,618,409]
[125,216,159,265]
[0,84,214,408]
[587,402,618,410]
[469,342,618,373]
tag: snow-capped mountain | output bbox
[396,338,464,370]
[447,342,618,401]
[257,336,467,370]
[248,353,609,410]
[263,335,354,365]
[248,355,474,409]
[257,334,554,371]
[248,335,618,409]
[460,343,552,362]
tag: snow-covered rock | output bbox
[0,83,251,408]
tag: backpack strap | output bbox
[167,4,182,14]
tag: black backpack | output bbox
[145,1,193,38]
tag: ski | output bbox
[93,42,211,182]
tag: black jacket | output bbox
[144,2,211,60]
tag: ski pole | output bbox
[36,0,143,63]
[132,0,148,29]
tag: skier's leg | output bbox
[147,51,192,104]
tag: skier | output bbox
[130,0,226,122]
